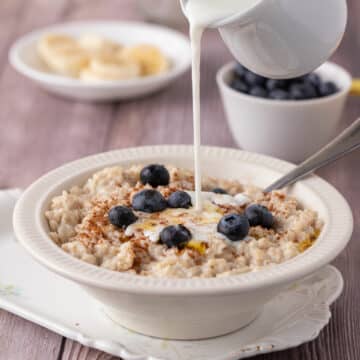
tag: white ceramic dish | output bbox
[217,62,352,163]
[1,189,344,359]
[9,21,191,102]
[13,146,353,340]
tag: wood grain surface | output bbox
[0,0,359,359]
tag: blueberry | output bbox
[291,75,308,83]
[318,81,338,97]
[290,83,317,100]
[168,191,192,209]
[289,84,307,100]
[132,189,167,213]
[303,83,317,98]
[160,225,192,248]
[217,214,250,241]
[244,71,267,86]
[140,164,170,188]
[231,78,249,93]
[245,204,274,229]
[269,89,290,100]
[234,63,248,78]
[108,206,137,228]
[249,86,268,98]
[212,188,228,194]
[305,73,321,87]
[266,79,288,91]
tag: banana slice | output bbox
[78,34,122,57]
[80,54,141,81]
[120,45,170,76]
[44,48,89,78]
[38,34,89,77]
[38,34,78,54]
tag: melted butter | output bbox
[297,229,321,253]
[186,240,207,254]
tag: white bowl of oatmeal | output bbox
[13,146,353,340]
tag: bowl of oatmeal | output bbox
[13,146,353,339]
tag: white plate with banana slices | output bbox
[9,21,191,102]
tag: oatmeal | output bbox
[45,164,323,278]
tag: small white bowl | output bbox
[217,62,352,163]
[13,146,353,340]
[9,21,191,102]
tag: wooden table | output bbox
[0,1,359,359]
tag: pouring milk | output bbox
[182,0,347,210]
[184,0,260,210]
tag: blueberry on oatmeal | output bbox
[108,206,137,228]
[140,164,170,187]
[217,214,250,241]
[160,225,192,248]
[168,191,192,209]
[245,204,274,229]
[132,189,167,213]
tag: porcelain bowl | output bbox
[13,146,353,339]
[217,61,352,163]
[9,21,191,102]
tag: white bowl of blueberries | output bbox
[217,61,352,163]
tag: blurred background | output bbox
[0,0,358,188]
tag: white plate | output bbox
[9,21,191,102]
[1,189,343,359]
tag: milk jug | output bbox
[181,0,347,78]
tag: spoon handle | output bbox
[265,118,360,192]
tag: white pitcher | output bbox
[182,0,347,78]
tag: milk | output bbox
[184,0,259,210]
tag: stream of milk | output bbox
[183,0,259,210]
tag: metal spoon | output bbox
[265,118,360,192]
